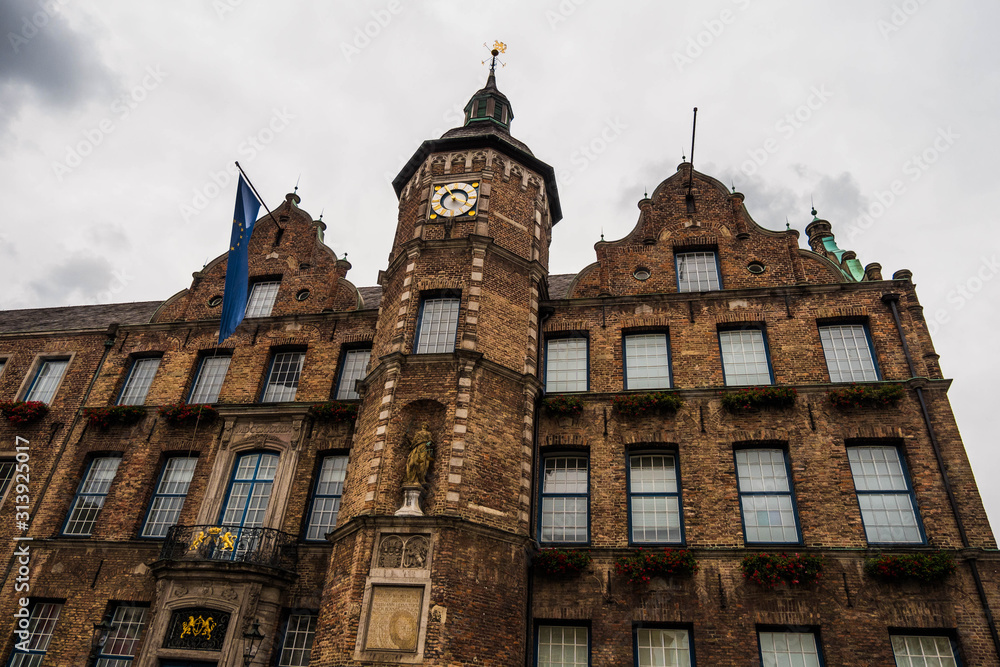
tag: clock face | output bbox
[430,182,479,219]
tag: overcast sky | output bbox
[1,1,997,535]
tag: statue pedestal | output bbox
[395,484,424,517]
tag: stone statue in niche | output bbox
[396,422,434,516]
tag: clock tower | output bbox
[315,48,562,665]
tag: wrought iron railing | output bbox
[160,524,297,571]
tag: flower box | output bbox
[615,548,698,584]
[534,548,591,577]
[828,383,905,409]
[864,551,955,583]
[84,405,146,429]
[543,396,583,418]
[0,400,49,426]
[721,386,796,411]
[310,401,359,423]
[741,552,823,588]
[612,392,684,419]
[158,402,219,427]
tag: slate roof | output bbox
[357,286,382,310]
[0,302,161,333]
[547,273,575,300]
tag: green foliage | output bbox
[864,551,956,583]
[158,402,219,426]
[612,392,684,419]
[534,549,591,576]
[310,401,359,423]
[0,400,49,426]
[720,386,797,411]
[543,396,583,417]
[828,383,906,408]
[84,405,146,428]
[741,552,823,588]
[615,548,698,584]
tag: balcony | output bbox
[160,524,297,572]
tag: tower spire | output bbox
[465,41,512,128]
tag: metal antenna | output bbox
[294,174,300,194]
[687,107,698,192]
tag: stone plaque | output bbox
[364,585,423,652]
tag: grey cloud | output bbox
[23,252,116,306]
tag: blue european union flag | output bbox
[218,175,262,343]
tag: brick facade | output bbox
[0,71,996,667]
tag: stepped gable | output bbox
[151,192,363,323]
[567,164,855,298]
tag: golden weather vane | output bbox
[482,41,507,70]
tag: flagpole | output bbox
[235,161,284,229]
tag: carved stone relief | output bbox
[377,534,431,570]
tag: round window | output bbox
[295,289,311,301]
[747,262,766,274]
[208,295,223,307]
[633,267,651,281]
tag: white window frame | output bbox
[539,455,589,544]
[24,357,70,404]
[63,456,122,536]
[0,459,15,501]
[735,449,801,544]
[847,445,924,544]
[95,604,148,667]
[414,296,460,354]
[545,337,589,393]
[7,601,62,667]
[188,355,231,404]
[245,280,281,318]
[628,453,683,544]
[537,624,589,667]
[277,612,318,667]
[305,455,348,541]
[890,634,960,666]
[635,627,692,667]
[624,333,671,390]
[117,357,161,406]
[335,348,371,400]
[141,456,197,538]
[676,251,721,292]
[719,328,773,386]
[261,351,305,403]
[819,323,879,383]
[757,630,823,667]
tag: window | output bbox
[188,355,231,404]
[24,358,68,403]
[847,446,924,544]
[537,625,588,667]
[63,456,121,536]
[540,455,588,544]
[277,612,317,667]
[735,449,800,544]
[141,457,197,538]
[6,601,62,667]
[0,459,14,499]
[335,348,371,400]
[635,628,692,667]
[758,630,822,667]
[305,455,348,541]
[890,634,960,667]
[414,296,460,354]
[221,452,278,529]
[246,280,280,317]
[95,604,148,667]
[819,324,879,383]
[628,453,682,544]
[545,337,588,393]
[676,251,721,292]
[261,351,304,402]
[719,329,772,386]
[624,333,671,390]
[117,357,161,405]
